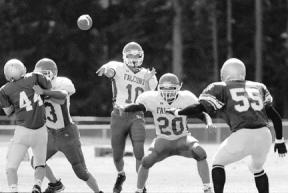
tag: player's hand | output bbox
[96,66,114,78]
[166,108,179,116]
[274,139,287,157]
[144,67,156,81]
[206,123,216,130]
[33,85,44,95]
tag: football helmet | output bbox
[4,59,26,82]
[158,73,182,103]
[220,58,246,81]
[122,42,144,68]
[34,58,58,80]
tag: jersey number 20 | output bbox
[157,117,185,135]
[230,88,264,112]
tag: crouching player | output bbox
[31,58,103,193]
[124,73,213,193]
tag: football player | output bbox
[0,59,52,193]
[96,42,158,193]
[167,58,287,193]
[124,73,214,193]
[31,58,103,193]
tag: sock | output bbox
[212,165,225,193]
[254,170,269,193]
[34,179,42,187]
[9,184,17,192]
[136,188,144,193]
[118,170,125,175]
[203,183,211,190]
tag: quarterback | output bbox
[96,42,157,193]
[0,59,52,193]
[124,73,213,193]
[31,58,103,193]
[167,58,287,193]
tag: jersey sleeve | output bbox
[35,73,52,89]
[199,82,225,113]
[0,88,11,108]
[135,91,153,112]
[55,77,76,95]
[262,84,273,106]
[182,90,199,105]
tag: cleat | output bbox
[113,173,126,193]
[32,185,41,193]
[44,180,65,193]
[143,187,147,193]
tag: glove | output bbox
[274,138,287,157]
[165,108,179,116]
[96,66,115,78]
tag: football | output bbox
[77,14,93,30]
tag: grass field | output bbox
[0,135,287,193]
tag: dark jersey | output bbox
[0,72,52,129]
[199,80,273,132]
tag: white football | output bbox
[77,14,93,30]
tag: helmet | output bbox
[34,58,58,80]
[122,42,144,68]
[4,59,26,82]
[220,58,246,81]
[158,73,182,103]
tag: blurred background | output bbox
[0,0,288,118]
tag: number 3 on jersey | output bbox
[230,88,264,112]
[19,91,43,111]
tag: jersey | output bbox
[44,76,76,130]
[104,61,158,107]
[136,90,199,140]
[0,72,52,129]
[199,80,273,132]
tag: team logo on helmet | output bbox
[4,59,27,82]
[220,58,246,82]
[158,73,182,103]
[122,42,144,68]
[34,58,58,80]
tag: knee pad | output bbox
[141,156,155,169]
[72,162,90,181]
[192,143,207,161]
[133,144,144,161]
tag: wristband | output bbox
[275,138,285,143]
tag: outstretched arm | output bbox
[167,103,206,116]
[265,105,287,156]
[33,85,67,101]
[124,103,146,113]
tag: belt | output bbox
[47,126,66,133]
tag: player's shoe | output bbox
[113,173,126,193]
[143,187,147,193]
[32,185,41,193]
[203,186,213,193]
[44,180,65,193]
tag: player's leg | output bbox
[212,130,250,193]
[6,141,28,192]
[176,135,212,193]
[59,124,102,193]
[111,109,129,193]
[136,138,170,193]
[129,112,145,172]
[248,127,272,193]
[31,126,48,193]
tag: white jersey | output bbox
[45,76,75,130]
[104,61,158,107]
[136,90,199,140]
